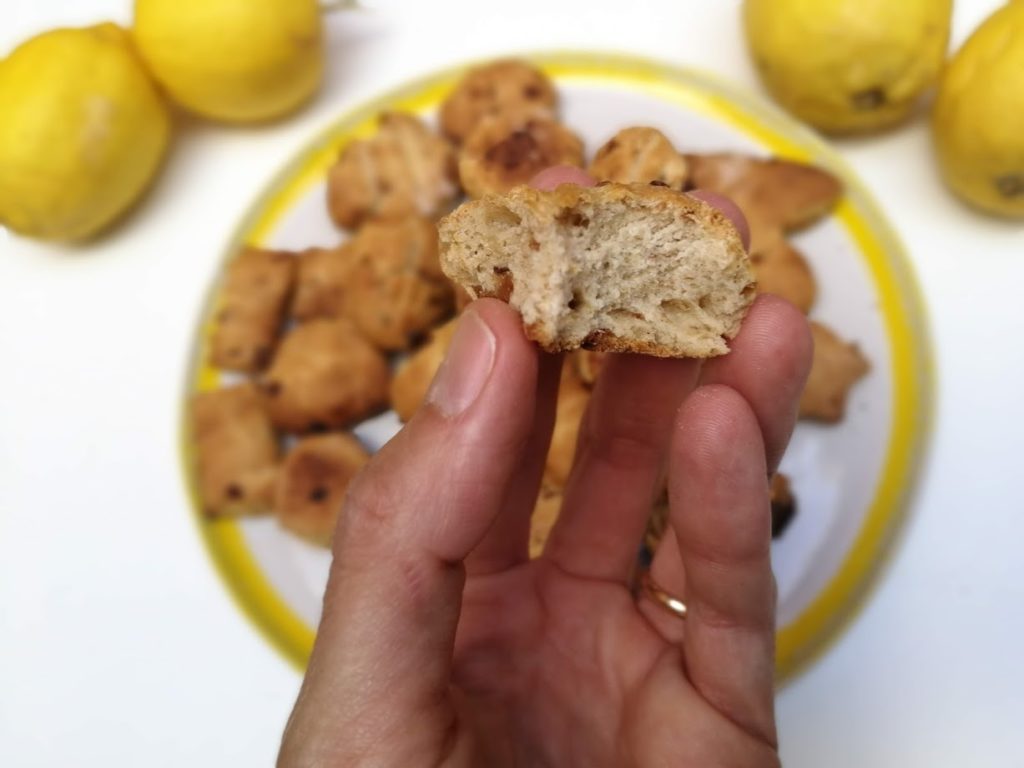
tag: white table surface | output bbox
[2,1,1022,765]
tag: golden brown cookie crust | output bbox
[210,247,296,373]
[799,321,870,422]
[274,432,369,546]
[345,217,454,351]
[588,127,689,189]
[750,235,817,314]
[327,112,458,230]
[440,59,557,144]
[292,243,358,322]
[261,318,390,433]
[458,115,584,198]
[191,383,280,516]
[685,152,842,231]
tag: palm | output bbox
[451,562,778,767]
[280,296,809,768]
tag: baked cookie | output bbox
[274,432,369,546]
[458,115,584,198]
[389,318,459,422]
[261,318,390,433]
[770,472,797,538]
[685,152,842,232]
[588,127,689,189]
[572,349,608,388]
[191,383,279,516]
[529,486,563,558]
[210,246,296,372]
[346,217,454,350]
[544,366,590,488]
[326,111,459,230]
[439,182,755,357]
[440,59,557,144]
[292,243,357,321]
[800,321,870,422]
[750,234,817,314]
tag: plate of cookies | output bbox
[181,53,932,681]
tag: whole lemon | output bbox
[133,0,324,123]
[0,24,170,241]
[933,1,1024,218]
[744,0,952,134]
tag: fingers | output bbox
[699,294,812,474]
[280,300,540,760]
[544,354,701,581]
[463,352,562,575]
[670,385,778,746]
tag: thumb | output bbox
[280,299,539,762]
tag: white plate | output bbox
[181,53,933,682]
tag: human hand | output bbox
[278,168,812,768]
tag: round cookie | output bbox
[327,111,459,230]
[274,432,369,546]
[588,127,689,188]
[458,115,584,198]
[261,318,390,433]
[389,318,459,422]
[346,217,454,351]
[440,59,557,144]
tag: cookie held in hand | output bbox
[439,182,755,358]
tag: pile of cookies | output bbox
[189,58,869,549]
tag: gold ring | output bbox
[640,570,687,619]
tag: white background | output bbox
[2,1,1022,766]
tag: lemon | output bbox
[743,0,952,134]
[133,0,324,123]
[0,24,170,241]
[933,1,1024,218]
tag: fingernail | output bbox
[426,309,496,417]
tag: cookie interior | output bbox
[440,184,754,358]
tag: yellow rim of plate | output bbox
[179,52,933,683]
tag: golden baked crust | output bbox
[292,243,357,321]
[440,59,557,144]
[327,112,458,229]
[458,115,584,198]
[588,127,689,188]
[274,432,369,546]
[685,152,842,231]
[440,182,755,358]
[261,318,390,433]
[191,383,279,516]
[799,321,870,422]
[345,217,454,350]
[749,235,817,313]
[210,246,296,372]
[684,153,840,316]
